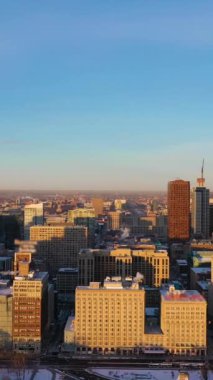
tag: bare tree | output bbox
[12,353,27,380]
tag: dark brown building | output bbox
[168,179,190,241]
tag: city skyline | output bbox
[1,1,213,190]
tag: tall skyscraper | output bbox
[168,180,190,241]
[209,204,213,238]
[24,203,44,240]
[191,165,210,239]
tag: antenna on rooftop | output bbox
[201,158,204,180]
[197,159,205,187]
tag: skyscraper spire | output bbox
[197,159,205,187]
[201,158,204,180]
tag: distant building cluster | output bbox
[0,167,213,359]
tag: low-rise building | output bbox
[190,267,211,290]
[160,287,206,356]
[68,280,206,357]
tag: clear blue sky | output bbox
[0,0,213,191]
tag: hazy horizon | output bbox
[1,1,213,190]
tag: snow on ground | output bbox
[89,368,205,380]
[0,368,61,380]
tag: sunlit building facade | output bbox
[13,272,48,353]
[91,198,104,216]
[75,279,145,355]
[168,180,190,241]
[160,287,206,355]
[78,247,169,287]
[68,208,95,224]
[71,281,207,356]
[107,211,122,230]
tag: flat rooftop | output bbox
[145,307,159,317]
[197,281,209,291]
[145,325,162,334]
[79,247,168,257]
[0,287,12,296]
[24,203,43,209]
[77,279,144,291]
[58,268,78,273]
[64,316,75,332]
[161,289,206,302]
[14,271,48,282]
[193,250,213,257]
[176,259,187,265]
[0,257,11,261]
[191,267,211,274]
[31,225,86,229]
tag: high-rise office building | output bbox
[168,180,190,241]
[57,268,78,307]
[68,208,95,224]
[78,246,169,287]
[91,198,104,216]
[210,204,213,238]
[24,203,44,240]
[107,210,122,230]
[67,208,96,247]
[30,225,87,275]
[12,253,48,353]
[13,272,48,353]
[191,168,210,239]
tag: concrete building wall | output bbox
[71,284,207,357]
[68,208,95,224]
[78,248,169,288]
[107,211,122,230]
[0,290,12,349]
[160,289,206,355]
[75,282,145,354]
[30,225,87,275]
[13,272,48,354]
